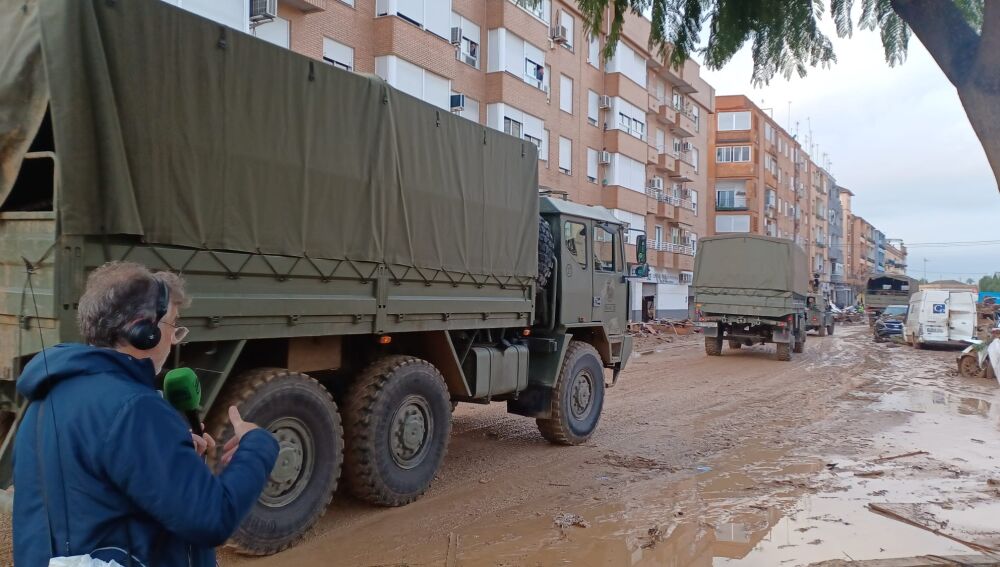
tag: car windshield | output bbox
[883,306,907,317]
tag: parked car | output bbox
[873,305,908,343]
[904,290,978,348]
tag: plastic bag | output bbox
[49,556,124,567]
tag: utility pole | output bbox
[923,258,927,281]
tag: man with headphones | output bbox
[12,261,279,566]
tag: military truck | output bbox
[805,293,835,336]
[693,235,808,361]
[0,0,637,555]
[864,275,918,325]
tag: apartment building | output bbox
[884,243,907,276]
[174,0,714,320]
[850,215,878,285]
[826,176,849,305]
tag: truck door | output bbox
[591,222,626,334]
[561,219,593,324]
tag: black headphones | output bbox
[125,278,170,350]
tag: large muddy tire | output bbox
[959,354,980,378]
[793,334,805,354]
[537,341,605,445]
[828,323,835,336]
[537,216,555,289]
[343,356,452,506]
[817,323,827,337]
[206,368,343,555]
[728,340,742,350]
[705,335,723,356]
[776,342,792,361]
[914,340,924,350]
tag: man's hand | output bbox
[191,428,216,457]
[220,406,259,468]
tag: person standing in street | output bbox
[12,262,279,566]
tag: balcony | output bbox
[650,240,695,256]
[715,202,749,211]
[284,0,326,12]
[656,148,679,173]
[670,108,697,138]
[656,103,678,126]
[670,153,697,182]
[645,187,678,219]
[676,203,697,226]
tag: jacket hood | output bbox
[16,343,157,400]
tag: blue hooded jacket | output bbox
[13,344,280,566]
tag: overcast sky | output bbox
[696,22,1000,283]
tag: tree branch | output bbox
[973,0,1000,87]
[891,0,980,86]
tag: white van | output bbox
[904,290,977,348]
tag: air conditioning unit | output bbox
[598,95,611,109]
[598,151,611,164]
[647,177,664,191]
[681,142,693,152]
[450,94,466,112]
[450,27,463,46]
[550,25,569,44]
[250,0,277,22]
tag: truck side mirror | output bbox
[636,235,647,265]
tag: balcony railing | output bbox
[650,240,695,256]
[715,203,749,211]
[646,187,683,206]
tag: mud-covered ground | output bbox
[3,326,997,566]
[222,325,1000,566]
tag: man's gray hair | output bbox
[77,262,189,348]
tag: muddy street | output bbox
[217,325,999,566]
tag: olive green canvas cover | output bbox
[693,234,808,317]
[0,0,539,279]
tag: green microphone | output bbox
[163,367,203,434]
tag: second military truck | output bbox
[693,235,808,361]
[0,0,637,555]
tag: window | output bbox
[377,0,451,39]
[558,10,575,49]
[564,221,587,269]
[454,94,479,123]
[375,56,450,109]
[504,117,523,138]
[671,226,681,245]
[672,91,683,111]
[604,41,646,86]
[690,105,700,132]
[594,226,615,271]
[689,147,699,172]
[587,90,599,125]
[611,209,644,244]
[525,58,545,88]
[718,111,751,131]
[689,189,698,214]
[764,123,775,143]
[452,13,481,68]
[587,34,600,67]
[716,145,751,163]
[764,154,778,176]
[586,148,598,182]
[323,38,354,71]
[607,153,646,193]
[513,0,549,21]
[611,97,645,140]
[540,129,549,162]
[559,74,573,114]
[765,188,776,208]
[253,16,290,47]
[559,136,572,174]
[654,225,663,244]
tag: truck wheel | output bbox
[705,335,723,356]
[343,356,452,506]
[728,340,742,350]
[537,341,605,445]
[793,335,805,354]
[827,323,835,336]
[776,342,792,361]
[959,354,980,378]
[817,324,827,337]
[537,216,555,289]
[206,368,343,555]
[914,340,924,350]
